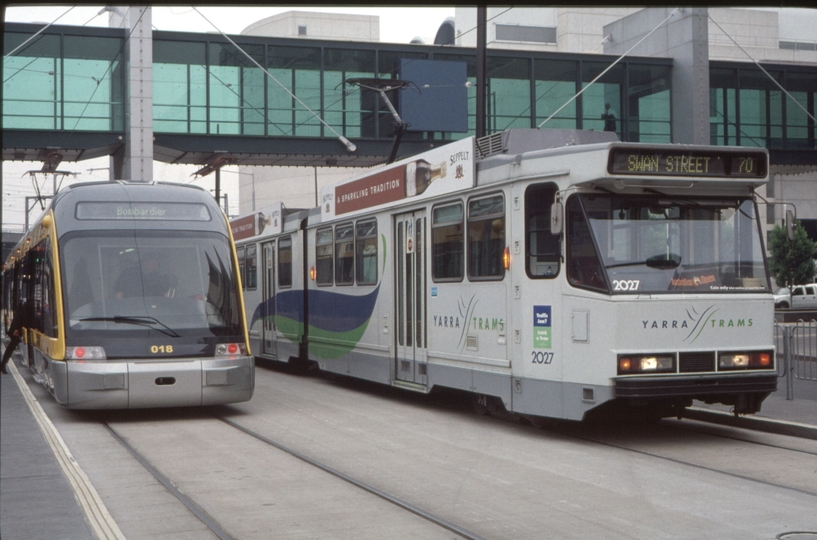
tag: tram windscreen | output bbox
[60,230,242,355]
[573,195,770,294]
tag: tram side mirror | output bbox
[550,203,563,235]
[786,209,795,241]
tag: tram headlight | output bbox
[617,353,675,375]
[718,351,773,370]
[65,346,107,361]
[216,343,247,357]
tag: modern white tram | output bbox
[233,129,776,421]
[2,181,254,409]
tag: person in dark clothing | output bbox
[1,301,32,375]
[601,102,617,133]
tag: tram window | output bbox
[525,184,560,279]
[432,203,464,282]
[9,260,31,316]
[566,196,608,293]
[236,246,246,290]
[468,195,505,280]
[245,244,257,290]
[355,219,378,285]
[278,237,292,288]
[335,223,354,286]
[316,227,334,286]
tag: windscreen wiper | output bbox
[79,316,180,337]
[605,253,682,270]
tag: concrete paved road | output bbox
[19,363,817,539]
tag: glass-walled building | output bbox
[4,23,671,149]
[149,30,672,144]
[4,9,815,246]
[2,21,814,164]
[3,25,125,132]
[710,61,816,156]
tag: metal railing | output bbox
[775,319,817,399]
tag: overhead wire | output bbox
[539,7,681,128]
[707,13,817,125]
[64,6,149,134]
[3,6,76,85]
[191,6,356,152]
[192,7,514,141]
[4,6,75,59]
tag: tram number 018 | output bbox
[150,345,174,354]
[531,351,554,364]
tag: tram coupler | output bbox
[732,393,767,416]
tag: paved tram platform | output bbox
[1,359,96,540]
[2,353,816,540]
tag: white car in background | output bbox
[774,287,791,309]
[790,284,817,309]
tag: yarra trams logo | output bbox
[641,305,754,343]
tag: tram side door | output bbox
[262,241,277,358]
[395,211,428,385]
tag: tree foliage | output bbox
[768,222,817,288]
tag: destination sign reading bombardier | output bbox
[608,148,766,178]
[76,202,212,221]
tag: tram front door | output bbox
[395,211,428,385]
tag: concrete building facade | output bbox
[242,11,379,42]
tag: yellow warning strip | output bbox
[8,362,125,540]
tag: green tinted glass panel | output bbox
[488,57,531,131]
[154,40,207,134]
[209,43,264,136]
[628,64,670,143]
[581,62,623,137]
[534,59,577,130]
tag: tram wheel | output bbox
[472,394,502,416]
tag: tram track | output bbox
[103,414,487,540]
[103,422,234,540]
[533,417,817,499]
[218,416,487,540]
[663,418,817,458]
[73,368,817,539]
[102,405,817,540]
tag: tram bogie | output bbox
[2,181,254,409]
[234,128,776,421]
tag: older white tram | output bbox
[234,129,774,421]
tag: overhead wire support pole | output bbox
[25,195,53,230]
[191,155,236,209]
[476,6,487,138]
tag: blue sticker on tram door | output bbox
[533,305,552,349]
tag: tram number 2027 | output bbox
[531,351,554,364]
[612,280,640,291]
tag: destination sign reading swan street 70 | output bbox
[608,148,767,179]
